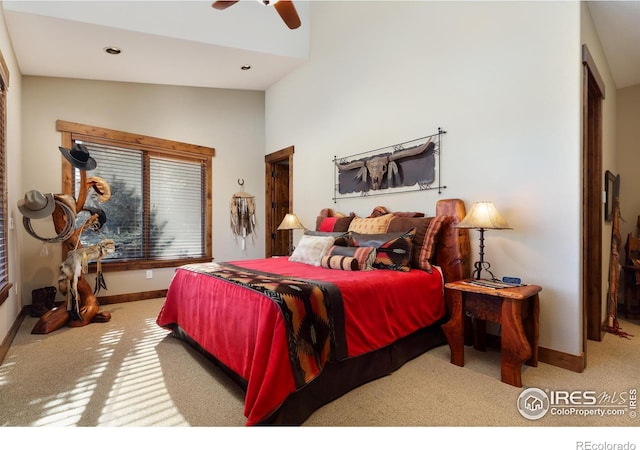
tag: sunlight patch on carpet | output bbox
[98,318,188,426]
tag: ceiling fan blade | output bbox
[212,1,239,10]
[274,0,301,30]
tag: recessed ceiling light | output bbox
[241,65,252,71]
[104,47,122,55]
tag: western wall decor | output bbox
[605,195,632,338]
[333,128,446,202]
[230,178,256,250]
[604,170,620,222]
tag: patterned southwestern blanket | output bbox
[181,262,347,388]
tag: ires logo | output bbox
[549,390,630,406]
[517,387,637,420]
[549,390,599,406]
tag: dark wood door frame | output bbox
[582,44,606,353]
[265,146,294,257]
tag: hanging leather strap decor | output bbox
[230,189,256,250]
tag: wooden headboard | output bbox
[435,198,471,312]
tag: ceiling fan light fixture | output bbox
[103,46,122,55]
[212,0,300,30]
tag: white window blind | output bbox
[0,87,7,293]
[0,55,10,305]
[149,157,204,259]
[75,142,206,262]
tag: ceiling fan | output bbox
[212,0,301,30]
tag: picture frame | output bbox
[604,170,616,222]
[333,128,446,202]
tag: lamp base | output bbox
[472,227,497,281]
[472,260,497,281]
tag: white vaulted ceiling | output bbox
[1,0,310,91]
[2,1,640,91]
[587,1,640,89]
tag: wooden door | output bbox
[273,163,290,256]
[265,147,294,257]
[582,44,606,348]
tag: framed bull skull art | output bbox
[333,128,446,201]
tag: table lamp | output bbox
[456,201,512,280]
[277,213,305,255]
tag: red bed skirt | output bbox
[156,257,446,425]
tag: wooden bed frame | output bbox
[171,198,471,425]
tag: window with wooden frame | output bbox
[56,121,214,272]
[0,51,11,306]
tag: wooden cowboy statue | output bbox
[18,143,114,334]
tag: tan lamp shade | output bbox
[277,213,305,230]
[457,202,512,230]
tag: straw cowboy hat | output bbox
[17,190,55,219]
[87,176,111,202]
[58,143,97,171]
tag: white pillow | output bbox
[289,235,335,266]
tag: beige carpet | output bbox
[1,298,639,441]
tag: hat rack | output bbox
[19,143,114,334]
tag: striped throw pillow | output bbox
[416,215,447,273]
[322,245,377,270]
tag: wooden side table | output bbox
[442,280,541,387]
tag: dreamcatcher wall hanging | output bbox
[230,179,256,250]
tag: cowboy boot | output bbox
[43,286,57,310]
[30,287,49,317]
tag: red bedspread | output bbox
[156,257,445,425]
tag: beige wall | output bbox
[19,77,266,304]
[0,6,23,344]
[266,0,586,355]
[617,84,640,243]
[0,0,628,358]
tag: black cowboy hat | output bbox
[58,143,97,171]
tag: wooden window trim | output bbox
[56,120,214,270]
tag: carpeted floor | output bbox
[1,297,639,438]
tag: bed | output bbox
[156,198,470,425]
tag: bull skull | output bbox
[336,137,432,190]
